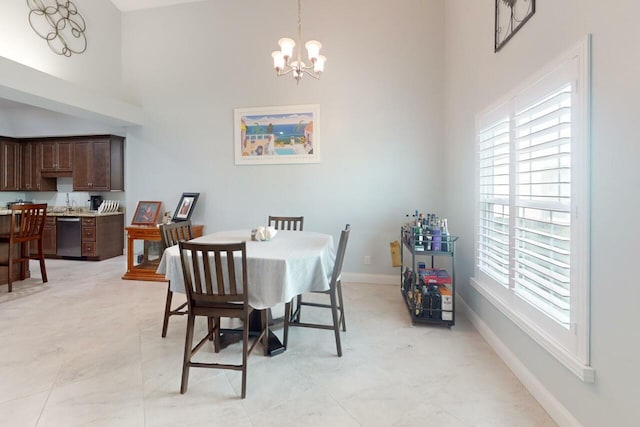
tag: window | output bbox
[473,38,593,381]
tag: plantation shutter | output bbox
[513,84,572,327]
[478,116,511,287]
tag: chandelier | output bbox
[271,0,326,83]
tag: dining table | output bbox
[156,229,336,355]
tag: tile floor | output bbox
[0,257,557,427]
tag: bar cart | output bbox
[400,227,458,327]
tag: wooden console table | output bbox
[122,224,204,282]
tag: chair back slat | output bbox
[329,224,351,289]
[213,250,225,295]
[190,247,204,295]
[226,249,238,295]
[268,215,304,231]
[160,220,194,250]
[179,241,247,309]
[10,204,47,241]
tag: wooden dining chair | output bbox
[268,215,304,324]
[159,220,194,337]
[283,224,350,357]
[0,203,48,293]
[178,240,267,399]
[268,215,304,231]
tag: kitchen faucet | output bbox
[65,193,71,212]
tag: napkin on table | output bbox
[251,226,278,241]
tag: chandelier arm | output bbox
[301,69,320,80]
[277,67,296,77]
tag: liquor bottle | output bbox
[428,284,442,320]
[442,218,450,252]
[431,220,442,251]
[403,214,410,243]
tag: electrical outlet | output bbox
[364,256,371,265]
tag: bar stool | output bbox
[0,203,48,292]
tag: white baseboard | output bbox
[458,295,583,427]
[341,272,397,285]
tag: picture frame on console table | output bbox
[131,201,162,225]
[172,192,199,222]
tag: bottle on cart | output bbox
[402,267,413,294]
[431,221,442,251]
[428,284,442,320]
[442,218,450,252]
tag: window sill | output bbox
[469,277,595,383]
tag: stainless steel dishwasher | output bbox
[57,217,82,258]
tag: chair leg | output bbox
[294,294,302,322]
[208,317,214,342]
[38,239,47,283]
[241,313,249,399]
[161,286,173,338]
[213,316,221,353]
[283,301,291,349]
[7,245,13,293]
[20,242,27,281]
[336,280,346,332]
[180,314,195,394]
[261,310,269,357]
[329,288,342,357]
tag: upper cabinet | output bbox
[0,135,125,192]
[0,137,21,191]
[21,142,56,191]
[73,135,124,191]
[41,140,73,176]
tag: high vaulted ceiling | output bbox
[110,0,206,12]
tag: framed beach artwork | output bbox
[234,104,320,165]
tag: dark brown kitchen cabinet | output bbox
[41,140,73,175]
[81,215,124,260]
[1,137,21,191]
[73,135,124,191]
[42,217,57,256]
[21,142,56,191]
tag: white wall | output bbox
[443,1,640,425]
[121,0,446,275]
[0,103,125,138]
[0,0,123,97]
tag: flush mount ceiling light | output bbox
[271,0,326,84]
[27,0,87,57]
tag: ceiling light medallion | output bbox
[271,0,326,84]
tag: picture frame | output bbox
[495,0,535,52]
[131,201,162,225]
[172,192,200,222]
[234,104,320,165]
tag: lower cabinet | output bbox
[81,215,124,260]
[82,217,97,257]
[42,217,57,256]
[41,214,123,260]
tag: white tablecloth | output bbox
[156,230,335,310]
